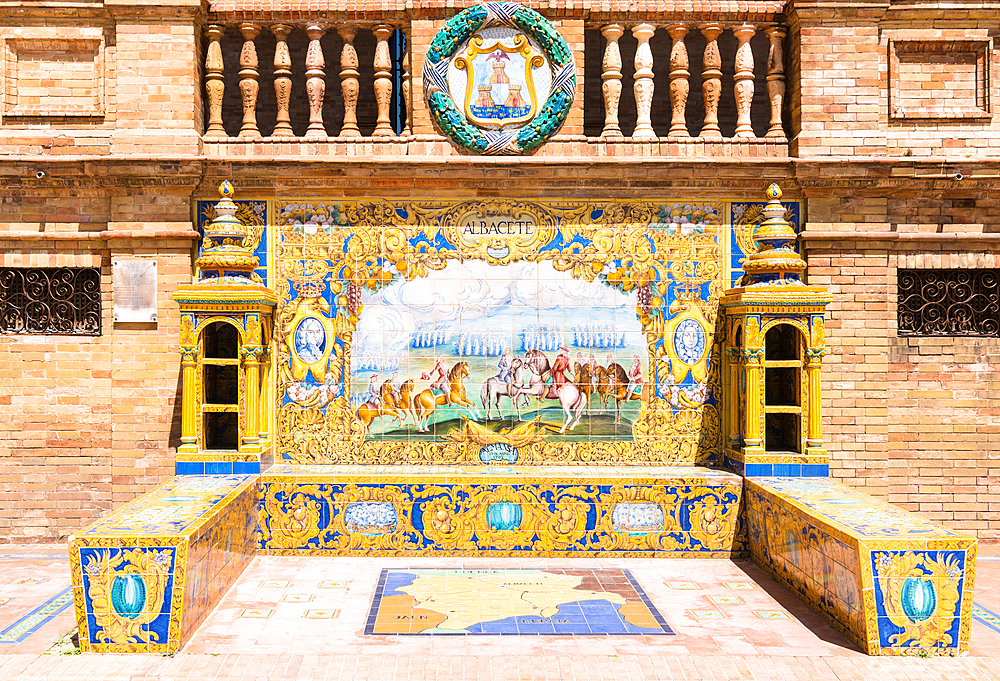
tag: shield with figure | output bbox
[455,32,546,130]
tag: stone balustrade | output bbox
[595,21,785,141]
[202,22,411,141]
[200,18,786,155]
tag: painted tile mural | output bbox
[269,197,787,466]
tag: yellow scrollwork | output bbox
[875,550,963,650]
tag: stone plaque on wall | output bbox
[113,259,157,323]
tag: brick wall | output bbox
[804,192,1000,540]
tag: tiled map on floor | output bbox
[365,568,673,635]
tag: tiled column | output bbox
[631,24,656,138]
[271,24,294,137]
[765,26,787,138]
[259,346,271,445]
[733,24,756,139]
[238,24,261,138]
[305,25,328,139]
[727,347,741,448]
[241,346,262,452]
[699,24,723,138]
[742,348,763,448]
[179,346,198,453]
[805,348,825,450]
[600,24,624,138]
[667,24,690,137]
[203,25,226,138]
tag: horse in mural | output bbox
[480,357,530,420]
[395,378,416,426]
[596,363,640,425]
[514,349,587,434]
[413,361,480,432]
[574,361,599,414]
[355,380,404,436]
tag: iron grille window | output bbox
[0,267,102,335]
[898,269,1000,336]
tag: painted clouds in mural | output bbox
[351,260,644,440]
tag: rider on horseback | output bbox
[497,347,513,389]
[421,355,448,395]
[362,374,381,406]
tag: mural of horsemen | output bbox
[350,260,657,440]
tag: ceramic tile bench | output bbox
[745,476,977,655]
[69,475,259,653]
[256,464,744,557]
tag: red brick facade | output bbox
[2,0,1000,542]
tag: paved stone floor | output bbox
[1,544,999,679]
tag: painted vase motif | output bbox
[110,573,146,620]
[611,502,664,535]
[900,576,936,623]
[486,502,523,531]
[344,502,398,536]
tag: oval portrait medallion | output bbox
[423,2,576,155]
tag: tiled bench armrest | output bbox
[68,475,259,653]
[745,477,976,656]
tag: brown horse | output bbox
[413,361,480,432]
[574,362,598,414]
[396,379,416,426]
[597,363,640,424]
[356,400,401,437]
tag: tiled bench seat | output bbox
[69,475,258,653]
[745,477,977,656]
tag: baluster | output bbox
[271,24,294,137]
[631,24,656,138]
[600,24,624,138]
[203,25,226,138]
[733,24,756,139]
[338,27,361,137]
[401,33,412,135]
[305,25,328,139]
[238,24,261,138]
[765,26,786,138]
[699,24,723,138]
[666,24,689,137]
[372,24,394,136]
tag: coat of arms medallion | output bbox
[423,2,576,155]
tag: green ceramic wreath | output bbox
[422,2,576,155]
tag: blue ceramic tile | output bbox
[175,462,205,475]
[744,464,773,477]
[205,462,233,475]
[802,464,830,477]
[773,464,801,477]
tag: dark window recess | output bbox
[765,324,799,361]
[0,267,101,335]
[899,269,1000,336]
[204,364,239,404]
[203,321,239,358]
[766,413,800,452]
[205,412,239,450]
[765,367,799,406]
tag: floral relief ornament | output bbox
[423,2,576,155]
